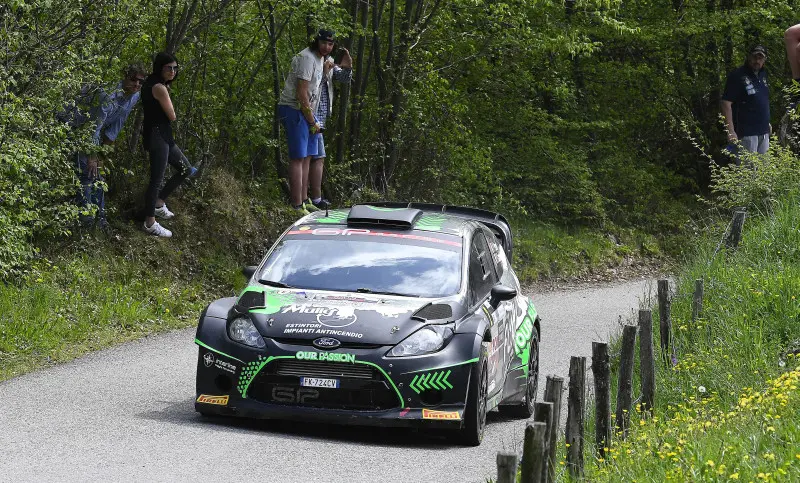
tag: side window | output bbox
[484,230,506,279]
[468,232,498,306]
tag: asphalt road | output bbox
[0,278,655,483]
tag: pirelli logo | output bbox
[422,408,460,420]
[196,394,229,406]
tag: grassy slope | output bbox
[581,195,800,482]
[0,177,663,382]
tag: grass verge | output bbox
[579,194,800,481]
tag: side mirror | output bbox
[242,265,258,280]
[489,284,517,308]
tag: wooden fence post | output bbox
[725,209,747,249]
[615,325,637,438]
[565,356,586,478]
[497,451,518,483]
[543,375,564,483]
[521,421,548,483]
[532,401,553,482]
[657,279,671,362]
[639,309,656,415]
[692,279,704,322]
[592,342,611,459]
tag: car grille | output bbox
[248,360,399,410]
[276,360,373,380]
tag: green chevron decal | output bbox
[409,369,454,394]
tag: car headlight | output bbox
[228,317,265,348]
[388,324,454,357]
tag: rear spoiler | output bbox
[367,202,513,260]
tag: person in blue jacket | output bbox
[59,64,146,228]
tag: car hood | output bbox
[241,286,441,345]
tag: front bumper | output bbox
[195,316,480,429]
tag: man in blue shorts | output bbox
[278,30,332,215]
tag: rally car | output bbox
[194,203,541,446]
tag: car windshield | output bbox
[258,233,462,298]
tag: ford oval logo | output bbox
[313,337,341,350]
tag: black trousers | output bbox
[144,128,191,217]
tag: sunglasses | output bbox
[163,65,179,72]
[129,77,146,84]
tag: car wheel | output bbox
[453,343,489,446]
[499,328,539,418]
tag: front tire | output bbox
[453,343,489,446]
[499,328,540,418]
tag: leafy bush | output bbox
[705,142,800,212]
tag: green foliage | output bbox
[705,143,800,212]
[585,192,800,481]
[9,0,800,281]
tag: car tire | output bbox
[452,343,489,446]
[499,328,540,419]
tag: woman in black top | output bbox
[141,51,193,237]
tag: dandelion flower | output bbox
[698,386,707,393]
[730,473,739,480]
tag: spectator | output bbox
[58,64,146,229]
[305,35,352,212]
[140,52,194,238]
[785,24,800,85]
[721,45,771,157]
[277,30,331,215]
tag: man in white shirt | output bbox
[277,30,333,215]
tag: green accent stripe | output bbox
[195,339,245,363]
[241,355,405,409]
[403,357,479,375]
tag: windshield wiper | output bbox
[259,280,296,289]
[356,288,419,297]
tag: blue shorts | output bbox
[278,104,319,159]
[312,133,326,159]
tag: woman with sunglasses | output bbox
[140,51,194,237]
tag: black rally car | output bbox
[194,203,541,445]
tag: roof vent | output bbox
[346,205,422,229]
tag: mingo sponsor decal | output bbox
[281,304,358,328]
[295,351,356,363]
[196,394,229,406]
[422,408,461,420]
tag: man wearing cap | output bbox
[277,30,334,215]
[721,45,771,156]
[307,30,352,212]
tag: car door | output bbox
[485,228,530,396]
[468,230,506,397]
[484,230,524,384]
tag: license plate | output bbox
[300,377,340,388]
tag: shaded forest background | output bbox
[2,0,798,279]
